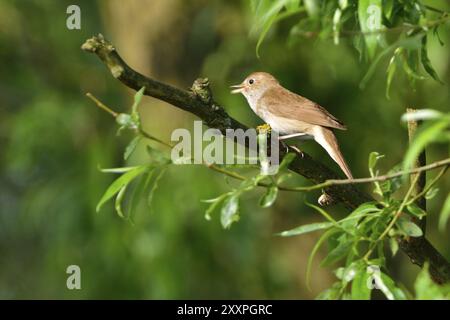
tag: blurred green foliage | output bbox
[0,0,449,299]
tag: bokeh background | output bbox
[0,0,449,299]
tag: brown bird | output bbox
[231,72,353,179]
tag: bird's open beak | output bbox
[230,84,245,94]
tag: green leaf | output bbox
[316,282,343,300]
[339,202,380,231]
[146,145,171,165]
[351,266,371,300]
[378,272,407,300]
[424,187,439,200]
[131,87,146,113]
[360,34,423,89]
[389,237,399,256]
[383,0,394,21]
[220,194,240,229]
[147,167,166,209]
[278,152,296,171]
[396,216,423,237]
[421,36,442,83]
[358,0,383,60]
[204,193,228,221]
[400,109,443,122]
[306,228,340,290]
[332,8,342,45]
[278,221,333,237]
[385,50,398,99]
[406,203,426,219]
[403,119,449,172]
[128,170,154,218]
[415,263,450,299]
[100,166,140,173]
[438,193,450,232]
[321,234,353,267]
[96,165,149,212]
[259,185,278,208]
[368,151,384,171]
[114,185,127,219]
[124,136,141,160]
[305,201,337,224]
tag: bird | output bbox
[231,71,353,179]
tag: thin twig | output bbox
[363,173,421,261]
[86,92,118,117]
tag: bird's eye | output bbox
[248,79,255,85]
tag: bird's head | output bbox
[230,72,279,100]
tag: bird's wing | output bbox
[261,87,347,130]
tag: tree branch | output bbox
[81,34,449,284]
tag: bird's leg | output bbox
[278,133,308,140]
[288,145,304,158]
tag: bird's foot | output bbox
[288,145,304,158]
[256,123,272,134]
[279,141,304,158]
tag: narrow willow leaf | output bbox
[383,0,394,21]
[406,204,426,219]
[278,152,296,171]
[368,151,384,171]
[400,109,442,122]
[379,272,407,300]
[255,2,305,58]
[316,282,343,300]
[96,166,149,212]
[306,229,340,290]
[396,216,423,237]
[424,187,439,200]
[115,185,127,219]
[128,170,154,218]
[320,237,353,267]
[403,119,449,172]
[389,237,399,256]
[305,202,337,225]
[259,185,278,208]
[438,193,450,232]
[146,145,171,165]
[351,267,371,300]
[204,193,228,221]
[131,87,146,113]
[339,202,380,231]
[256,14,278,58]
[147,168,166,209]
[421,36,442,83]
[278,221,333,237]
[220,194,240,229]
[385,50,397,99]
[333,8,342,45]
[100,166,140,173]
[360,34,423,89]
[124,136,141,160]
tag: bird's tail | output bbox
[313,127,353,179]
